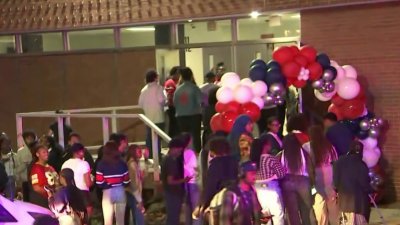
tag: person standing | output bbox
[0,133,16,201]
[227,115,254,162]
[260,117,283,156]
[29,144,59,208]
[202,86,220,147]
[15,130,35,201]
[165,66,180,138]
[161,137,189,225]
[333,141,373,225]
[61,143,93,221]
[252,137,285,225]
[307,125,339,225]
[61,133,95,171]
[173,67,203,153]
[213,62,226,85]
[138,69,166,159]
[323,113,354,157]
[199,72,218,108]
[95,141,130,225]
[280,133,317,225]
[209,161,261,225]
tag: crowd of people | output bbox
[0,65,375,225]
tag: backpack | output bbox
[205,186,240,225]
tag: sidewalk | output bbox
[370,202,400,225]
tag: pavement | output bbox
[369,202,400,225]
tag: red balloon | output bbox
[286,78,295,87]
[215,102,226,113]
[332,94,346,107]
[308,62,323,81]
[328,104,343,120]
[300,45,317,63]
[294,55,309,67]
[221,111,239,132]
[272,46,294,65]
[240,102,261,122]
[283,61,301,78]
[340,103,364,120]
[289,46,300,56]
[210,113,224,132]
[292,79,307,88]
[225,101,241,113]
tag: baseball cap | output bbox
[70,143,84,153]
[240,161,257,173]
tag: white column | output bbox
[57,117,65,148]
[151,129,160,181]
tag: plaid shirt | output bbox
[219,187,261,225]
[256,154,285,181]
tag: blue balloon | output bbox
[266,60,281,70]
[357,130,369,140]
[340,119,360,136]
[265,68,286,87]
[249,65,267,81]
[316,53,330,69]
[250,59,267,69]
[326,66,337,76]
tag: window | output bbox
[0,35,16,54]
[120,25,157,47]
[21,32,63,53]
[238,13,300,41]
[68,29,115,50]
[177,20,232,44]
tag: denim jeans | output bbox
[185,183,201,225]
[255,180,284,225]
[102,186,126,225]
[145,123,165,159]
[281,174,317,225]
[165,191,184,225]
[5,176,15,201]
[126,192,145,225]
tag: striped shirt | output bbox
[95,160,130,189]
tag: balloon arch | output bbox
[211,45,384,193]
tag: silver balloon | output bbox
[359,119,370,131]
[312,79,324,90]
[324,82,335,93]
[275,99,285,105]
[369,128,380,139]
[264,94,275,106]
[322,70,335,82]
[376,117,384,127]
[269,83,286,96]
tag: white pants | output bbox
[255,181,284,225]
[102,186,127,225]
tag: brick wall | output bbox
[301,2,400,201]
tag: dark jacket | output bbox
[0,162,8,192]
[326,123,354,157]
[333,154,373,220]
[201,155,238,208]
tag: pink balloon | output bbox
[251,97,265,109]
[337,78,360,100]
[252,80,268,97]
[234,85,254,104]
[361,137,378,150]
[362,147,381,168]
[221,72,240,89]
[342,65,358,79]
[240,78,253,87]
[216,86,234,104]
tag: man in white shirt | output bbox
[61,143,93,217]
[138,69,166,159]
[15,130,35,201]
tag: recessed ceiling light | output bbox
[188,19,193,22]
[250,11,261,19]
[125,26,155,32]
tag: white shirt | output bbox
[15,146,32,183]
[184,148,198,184]
[61,158,91,191]
[138,82,166,124]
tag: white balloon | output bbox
[220,72,240,88]
[216,86,234,104]
[342,65,358,79]
[314,90,332,102]
[252,80,268,97]
[330,60,339,67]
[335,66,346,81]
[361,137,378,150]
[251,96,265,109]
[234,85,254,104]
[363,147,380,168]
[337,78,360,100]
[240,78,253,87]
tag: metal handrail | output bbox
[20,105,141,114]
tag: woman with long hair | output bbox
[227,114,254,162]
[260,116,283,156]
[48,168,86,225]
[125,144,145,225]
[280,133,317,225]
[252,137,285,225]
[308,125,339,225]
[95,141,130,225]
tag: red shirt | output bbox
[30,163,58,197]
[164,79,177,106]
